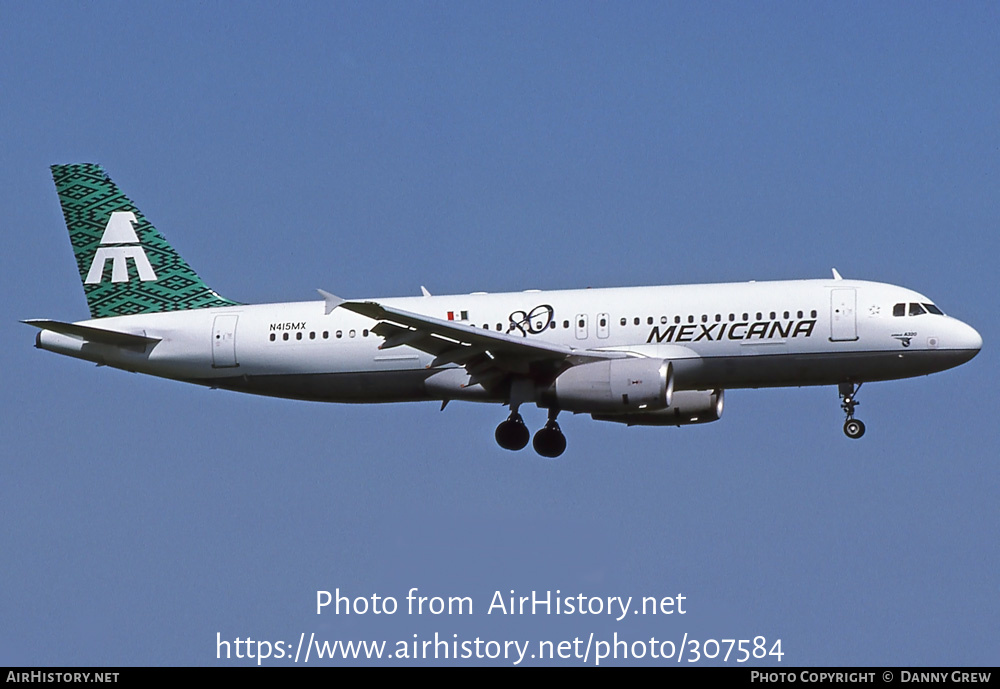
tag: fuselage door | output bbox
[575,313,588,340]
[830,289,858,342]
[212,314,239,368]
[597,312,610,339]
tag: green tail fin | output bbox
[51,164,240,318]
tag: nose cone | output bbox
[960,321,982,353]
[952,319,982,363]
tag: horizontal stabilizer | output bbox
[22,319,161,347]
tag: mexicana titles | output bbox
[646,318,816,344]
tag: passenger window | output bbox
[309,332,316,340]
[701,314,708,323]
[715,314,721,322]
[578,319,585,328]
[688,315,694,324]
[728,314,735,322]
[283,333,289,341]
[647,316,653,325]
[756,312,762,320]
[893,303,905,317]
[660,316,667,324]
[783,311,789,319]
[336,330,343,338]
[674,316,681,324]
[619,318,626,326]
[363,329,369,337]
[797,311,803,318]
[600,317,607,327]
[742,313,748,321]
[350,330,356,338]
[269,333,275,342]
[497,323,503,331]
[634,317,640,326]
[810,310,817,318]
[769,312,775,320]
[296,332,302,340]
[323,331,329,339]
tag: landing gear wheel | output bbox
[838,383,866,440]
[532,422,567,458]
[843,418,866,439]
[495,413,529,451]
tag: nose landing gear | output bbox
[840,383,866,439]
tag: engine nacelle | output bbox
[544,358,673,413]
[592,389,724,426]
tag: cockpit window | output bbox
[894,302,942,317]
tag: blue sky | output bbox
[1,2,997,666]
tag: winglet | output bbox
[317,289,344,315]
[831,268,843,281]
[420,286,431,297]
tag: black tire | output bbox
[495,417,529,451]
[532,427,567,458]
[843,419,866,439]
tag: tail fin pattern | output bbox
[51,164,240,318]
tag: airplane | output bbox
[25,164,982,457]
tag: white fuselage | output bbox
[35,278,982,406]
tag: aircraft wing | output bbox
[337,299,629,385]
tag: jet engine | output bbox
[543,358,673,413]
[592,389,724,426]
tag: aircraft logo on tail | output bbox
[84,211,158,284]
[51,163,240,318]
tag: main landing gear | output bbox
[533,408,567,458]
[839,383,866,439]
[495,411,530,451]
[495,406,567,458]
